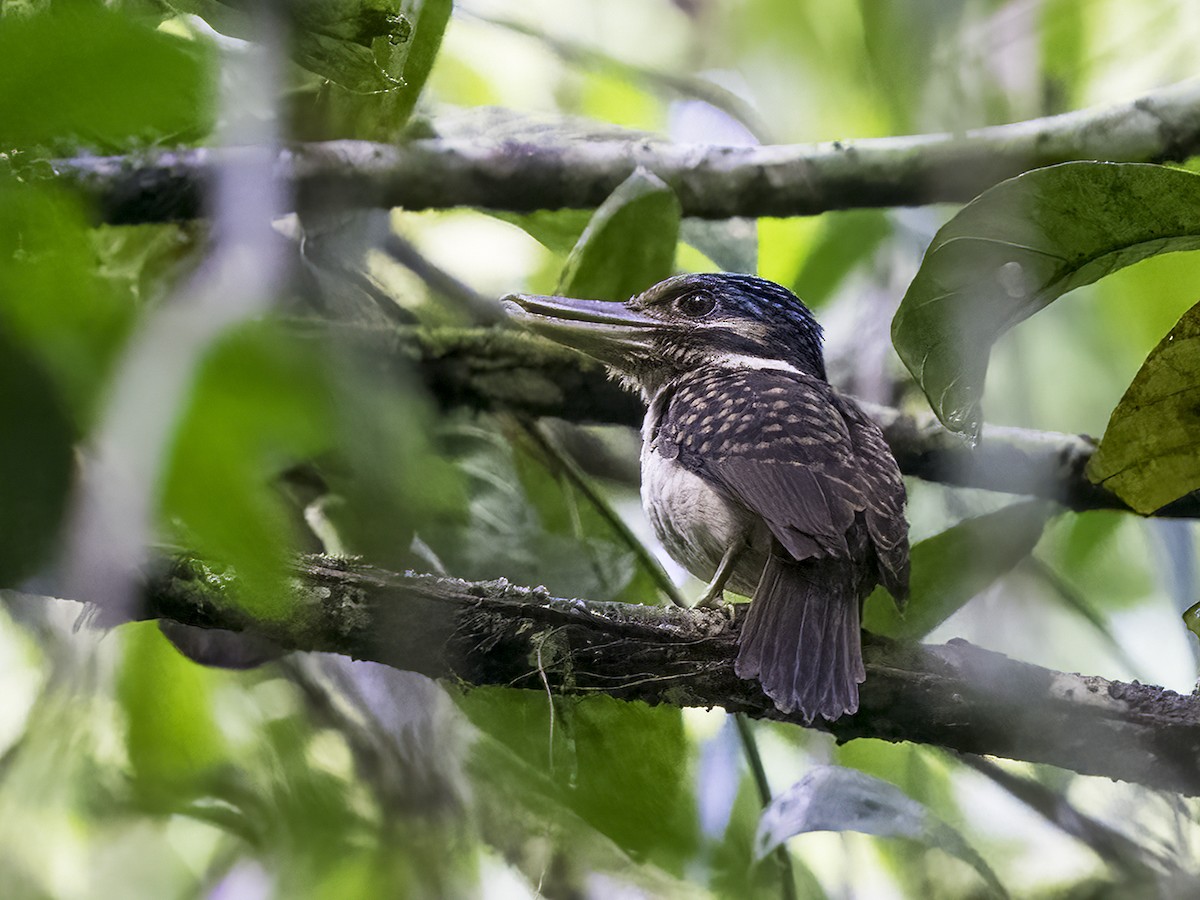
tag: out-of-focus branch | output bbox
[118,555,1200,795]
[49,78,1200,224]
[332,324,1199,517]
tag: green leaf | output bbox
[164,0,414,93]
[892,162,1200,439]
[680,218,758,275]
[757,765,1006,898]
[0,185,138,426]
[0,328,74,585]
[0,8,212,148]
[422,421,642,601]
[292,0,452,139]
[793,210,892,308]
[117,622,227,809]
[161,325,331,618]
[489,209,593,255]
[1087,300,1200,512]
[863,501,1053,640]
[558,169,681,301]
[457,688,699,873]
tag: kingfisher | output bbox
[502,274,909,723]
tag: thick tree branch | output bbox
[359,324,1200,517]
[135,556,1200,795]
[49,79,1200,224]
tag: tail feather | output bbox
[734,553,864,723]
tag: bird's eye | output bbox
[675,292,716,317]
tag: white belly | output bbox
[640,445,768,596]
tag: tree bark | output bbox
[359,323,1200,517]
[133,555,1200,795]
[48,78,1200,225]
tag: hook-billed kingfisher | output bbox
[504,273,909,723]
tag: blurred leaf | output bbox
[892,162,1200,439]
[558,169,681,301]
[457,688,699,874]
[793,210,891,308]
[118,623,227,809]
[1183,600,1200,641]
[165,0,413,92]
[0,184,137,426]
[92,223,201,305]
[490,209,593,255]
[162,326,328,618]
[680,218,757,275]
[836,741,972,897]
[0,327,74,585]
[1087,301,1200,512]
[1039,0,1087,112]
[857,0,965,132]
[0,8,212,148]
[709,771,825,900]
[757,765,1005,897]
[423,421,641,600]
[864,500,1053,639]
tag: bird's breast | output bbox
[640,444,768,596]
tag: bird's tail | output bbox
[734,554,865,723]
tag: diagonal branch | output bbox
[132,555,1200,795]
[47,79,1200,225]
[343,323,1200,517]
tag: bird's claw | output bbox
[694,590,728,611]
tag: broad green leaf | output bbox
[456,688,699,874]
[757,765,1005,898]
[0,329,74,586]
[161,325,331,618]
[117,622,227,809]
[0,9,212,148]
[558,169,681,301]
[165,0,413,93]
[892,162,1200,439]
[0,185,138,427]
[1087,300,1200,512]
[793,209,891,308]
[863,500,1053,640]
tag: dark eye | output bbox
[675,292,716,317]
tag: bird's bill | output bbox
[501,293,658,368]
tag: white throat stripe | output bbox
[723,354,802,375]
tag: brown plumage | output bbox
[649,369,908,721]
[503,273,910,723]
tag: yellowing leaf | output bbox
[1088,301,1200,513]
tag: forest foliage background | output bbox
[5,0,1200,898]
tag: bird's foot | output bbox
[693,588,729,611]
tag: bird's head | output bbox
[502,273,826,397]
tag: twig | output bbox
[734,713,799,900]
[517,418,688,607]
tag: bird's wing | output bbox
[656,369,877,564]
[833,394,910,602]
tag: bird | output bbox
[502,273,909,723]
